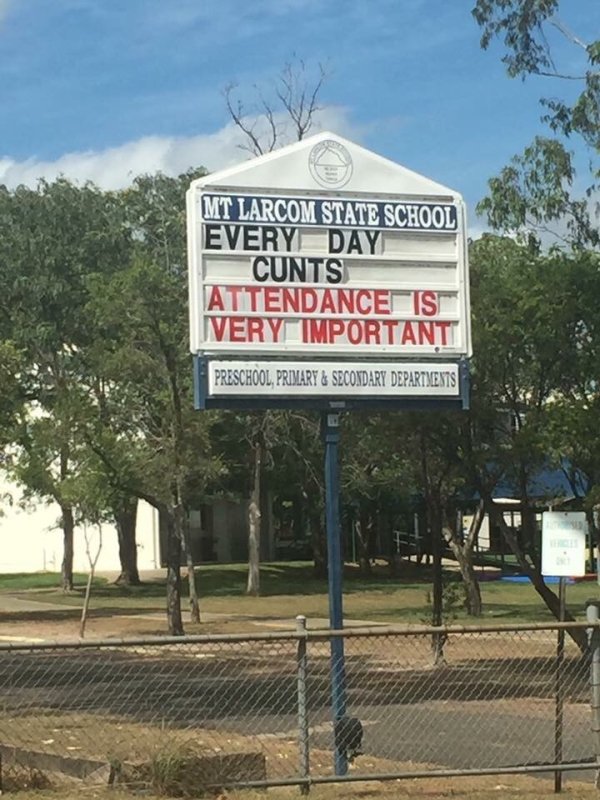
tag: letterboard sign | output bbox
[187,132,471,409]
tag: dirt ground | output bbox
[3,774,599,799]
[0,598,590,648]
[0,582,595,799]
[0,612,250,641]
[0,709,469,782]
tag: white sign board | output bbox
[541,511,587,577]
[187,132,471,366]
[207,360,460,398]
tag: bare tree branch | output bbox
[464,500,485,554]
[223,83,265,156]
[223,57,330,156]
[275,59,328,141]
[549,18,589,53]
[256,87,279,153]
[534,69,588,81]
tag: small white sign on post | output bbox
[541,511,587,577]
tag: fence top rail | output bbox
[0,619,598,652]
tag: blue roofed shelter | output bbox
[467,460,592,571]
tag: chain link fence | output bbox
[0,618,599,793]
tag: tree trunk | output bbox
[177,503,200,623]
[455,551,482,616]
[431,520,443,627]
[311,511,327,578]
[61,505,74,592]
[443,504,484,617]
[420,436,445,664]
[80,525,102,639]
[162,507,184,636]
[429,503,446,664]
[355,511,372,576]
[424,493,443,627]
[521,505,540,568]
[114,497,140,586]
[80,570,94,638]
[587,507,598,573]
[259,470,274,562]
[246,441,262,596]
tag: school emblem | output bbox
[308,140,353,189]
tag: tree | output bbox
[85,255,213,633]
[224,58,328,156]
[473,0,600,246]
[83,171,222,635]
[79,523,102,638]
[339,412,412,576]
[468,234,591,649]
[0,342,27,441]
[418,418,484,619]
[384,411,484,622]
[540,250,600,560]
[0,179,132,590]
[113,495,140,586]
[265,411,326,576]
[120,172,205,618]
[222,58,329,596]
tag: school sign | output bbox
[187,132,471,409]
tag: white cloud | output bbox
[0,106,359,190]
[467,222,489,241]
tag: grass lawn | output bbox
[2,561,599,628]
[0,572,107,591]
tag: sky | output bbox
[0,0,597,229]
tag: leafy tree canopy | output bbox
[473,1,600,246]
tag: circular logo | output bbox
[308,140,353,189]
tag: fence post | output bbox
[554,577,566,794]
[586,601,600,789]
[296,615,310,795]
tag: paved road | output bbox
[0,642,594,782]
[0,595,69,613]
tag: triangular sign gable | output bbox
[191,131,460,201]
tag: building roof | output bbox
[490,461,588,503]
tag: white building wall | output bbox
[0,476,160,574]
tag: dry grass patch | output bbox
[0,713,261,764]
[3,774,599,800]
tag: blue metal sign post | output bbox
[322,411,348,776]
